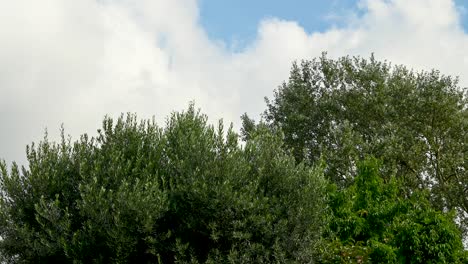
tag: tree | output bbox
[0,104,328,263]
[263,54,468,236]
[319,157,466,263]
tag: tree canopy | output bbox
[262,54,468,238]
[1,54,467,263]
[0,105,328,263]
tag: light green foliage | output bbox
[319,157,466,263]
[0,104,328,263]
[263,54,468,235]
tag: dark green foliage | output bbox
[240,113,256,141]
[0,104,328,263]
[319,157,466,263]
[1,54,466,263]
[263,54,468,235]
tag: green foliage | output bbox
[1,54,466,263]
[0,104,328,263]
[319,157,465,263]
[263,53,468,235]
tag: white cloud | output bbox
[0,0,467,165]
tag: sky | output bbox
[0,0,467,165]
[199,0,367,49]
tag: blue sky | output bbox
[199,1,359,43]
[200,0,468,49]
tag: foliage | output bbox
[262,53,468,235]
[0,104,328,263]
[319,157,466,263]
[1,54,467,263]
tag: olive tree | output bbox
[0,104,328,263]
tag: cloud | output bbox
[0,0,467,165]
